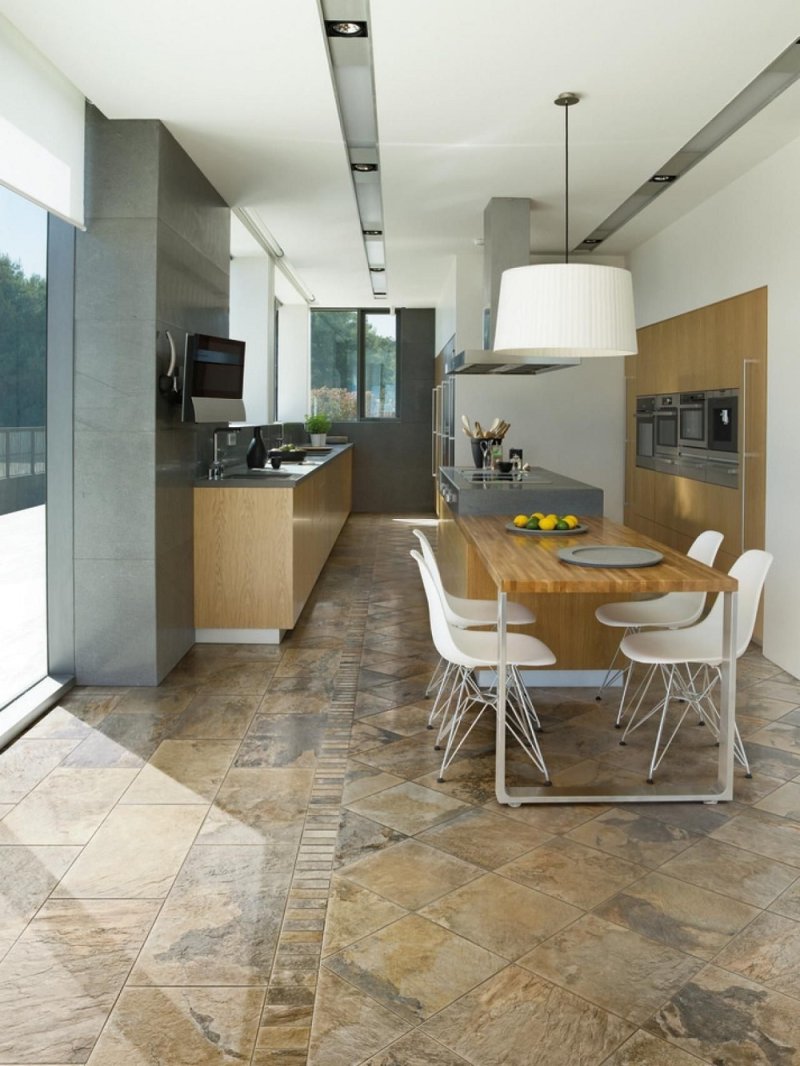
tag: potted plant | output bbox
[305,412,332,446]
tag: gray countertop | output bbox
[440,465,603,517]
[195,444,353,488]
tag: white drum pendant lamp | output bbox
[493,93,637,359]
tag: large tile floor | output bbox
[2,514,800,1065]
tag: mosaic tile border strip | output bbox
[256,533,373,1064]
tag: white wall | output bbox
[452,360,626,520]
[629,133,800,679]
[277,304,310,421]
[229,255,273,425]
[435,251,483,354]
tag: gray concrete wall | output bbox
[74,107,229,684]
[336,308,435,513]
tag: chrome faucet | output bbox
[209,426,228,480]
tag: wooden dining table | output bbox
[455,514,739,806]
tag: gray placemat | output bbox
[558,546,663,568]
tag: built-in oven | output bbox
[634,396,655,469]
[678,391,706,450]
[654,394,679,455]
[707,388,738,455]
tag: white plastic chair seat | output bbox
[596,592,708,630]
[447,593,534,627]
[452,627,556,670]
[621,625,734,667]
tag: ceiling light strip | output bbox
[233,206,316,304]
[581,37,800,249]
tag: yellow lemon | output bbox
[538,515,557,531]
[530,511,544,521]
[513,514,529,528]
[563,514,579,529]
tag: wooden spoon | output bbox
[461,415,473,437]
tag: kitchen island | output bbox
[194,445,352,642]
[437,465,623,677]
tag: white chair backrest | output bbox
[700,549,773,658]
[411,549,469,667]
[412,528,462,626]
[688,529,724,566]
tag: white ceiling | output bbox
[2,0,800,307]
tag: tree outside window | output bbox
[310,309,397,421]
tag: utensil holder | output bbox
[471,438,501,468]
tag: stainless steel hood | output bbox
[445,349,580,375]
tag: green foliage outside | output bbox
[310,309,396,421]
[0,254,46,426]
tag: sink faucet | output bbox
[209,426,228,480]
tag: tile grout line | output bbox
[255,530,375,1064]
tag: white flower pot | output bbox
[310,433,327,446]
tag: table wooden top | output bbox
[456,514,737,595]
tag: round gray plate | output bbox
[558,546,664,568]
[506,523,588,536]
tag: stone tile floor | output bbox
[1,514,800,1064]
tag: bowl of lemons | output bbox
[507,512,588,535]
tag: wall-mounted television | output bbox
[182,333,247,423]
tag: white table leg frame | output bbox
[495,587,738,806]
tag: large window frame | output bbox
[310,308,399,422]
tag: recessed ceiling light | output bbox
[650,174,678,183]
[369,266,385,273]
[351,162,378,173]
[582,237,603,245]
[325,20,368,37]
[362,229,383,236]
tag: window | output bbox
[0,184,48,710]
[310,309,397,420]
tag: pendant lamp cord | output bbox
[564,101,569,265]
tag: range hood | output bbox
[445,349,580,376]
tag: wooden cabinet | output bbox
[194,448,352,635]
[627,288,767,636]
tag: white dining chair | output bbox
[617,548,773,783]
[411,528,535,721]
[411,548,555,784]
[595,529,724,726]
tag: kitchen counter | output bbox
[193,445,352,642]
[195,443,353,487]
[439,465,603,517]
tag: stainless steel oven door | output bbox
[679,391,706,448]
[654,394,679,454]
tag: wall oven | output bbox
[707,388,738,455]
[654,393,679,455]
[634,396,655,469]
[678,391,706,450]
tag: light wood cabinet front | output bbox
[194,449,352,632]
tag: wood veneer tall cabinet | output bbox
[624,288,767,635]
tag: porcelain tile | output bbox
[0,740,81,804]
[307,967,410,1066]
[120,739,239,804]
[339,838,481,910]
[322,877,407,957]
[0,846,80,945]
[130,846,292,985]
[422,965,634,1066]
[596,871,760,960]
[417,806,552,869]
[714,910,800,999]
[346,781,468,836]
[324,912,505,1023]
[566,808,700,867]
[421,871,580,960]
[601,1029,709,1066]
[711,808,800,867]
[236,714,328,768]
[0,768,139,845]
[769,877,800,922]
[0,899,159,1063]
[659,836,798,908]
[168,691,261,738]
[334,809,407,870]
[53,804,206,898]
[519,912,702,1023]
[360,1030,471,1065]
[646,963,800,1064]
[497,836,648,909]
[198,767,313,847]
[342,761,404,805]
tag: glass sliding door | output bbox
[0,184,48,710]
